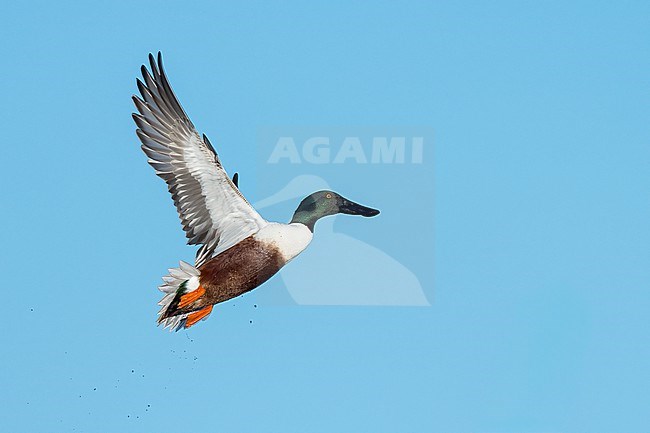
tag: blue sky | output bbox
[1,1,649,432]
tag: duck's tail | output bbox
[157,261,213,332]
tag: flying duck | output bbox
[132,53,380,331]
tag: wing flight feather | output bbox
[132,53,266,266]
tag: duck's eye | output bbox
[326,193,333,199]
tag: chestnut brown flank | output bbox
[196,236,285,307]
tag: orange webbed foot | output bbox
[185,305,213,328]
[177,285,206,309]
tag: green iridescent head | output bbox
[290,190,380,232]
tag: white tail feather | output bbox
[157,261,200,331]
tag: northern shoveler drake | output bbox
[132,53,380,331]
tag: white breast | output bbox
[253,222,313,262]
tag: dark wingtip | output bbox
[232,172,239,188]
[147,53,155,73]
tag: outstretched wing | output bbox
[132,52,266,266]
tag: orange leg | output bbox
[178,285,206,309]
[185,305,213,328]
